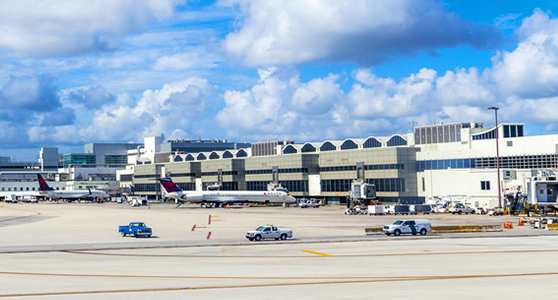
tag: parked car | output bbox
[246,225,293,241]
[383,219,431,236]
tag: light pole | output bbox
[488,107,501,208]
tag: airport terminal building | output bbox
[127,122,558,207]
[3,121,558,209]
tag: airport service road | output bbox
[0,202,545,251]
[1,203,558,299]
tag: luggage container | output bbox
[368,205,385,215]
[388,205,410,215]
[413,204,432,215]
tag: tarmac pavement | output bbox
[1,202,557,299]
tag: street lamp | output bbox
[488,107,501,208]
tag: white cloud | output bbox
[291,74,343,114]
[92,77,214,141]
[154,52,221,71]
[492,9,558,98]
[222,0,500,66]
[348,68,436,118]
[25,77,215,146]
[0,0,183,57]
[216,68,346,140]
[435,68,494,105]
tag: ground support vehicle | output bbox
[488,208,504,216]
[368,205,385,215]
[386,205,411,215]
[246,225,293,241]
[345,206,368,215]
[449,204,475,215]
[299,199,321,208]
[475,207,488,214]
[383,219,431,236]
[118,222,152,238]
[412,204,433,215]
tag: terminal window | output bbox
[481,181,490,190]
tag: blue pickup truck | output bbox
[118,222,152,238]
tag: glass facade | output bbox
[320,178,405,193]
[246,180,308,192]
[472,125,524,140]
[105,154,127,165]
[63,154,96,168]
[418,154,558,171]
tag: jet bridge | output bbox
[526,170,558,211]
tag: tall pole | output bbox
[488,107,501,208]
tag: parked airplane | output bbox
[37,174,108,200]
[158,177,296,208]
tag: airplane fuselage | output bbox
[39,190,107,200]
[165,190,296,204]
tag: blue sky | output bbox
[1,0,558,161]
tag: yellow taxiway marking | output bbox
[302,250,336,257]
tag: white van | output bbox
[383,219,431,236]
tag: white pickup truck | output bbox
[246,225,293,241]
[449,204,475,214]
[383,219,431,236]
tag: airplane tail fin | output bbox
[158,177,183,193]
[37,174,54,191]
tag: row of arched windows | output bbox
[171,135,407,162]
[174,149,248,162]
[284,135,407,154]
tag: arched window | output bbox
[197,153,206,160]
[209,152,220,159]
[236,150,247,157]
[387,135,407,146]
[340,140,358,150]
[185,154,194,161]
[283,145,297,154]
[223,151,233,159]
[320,142,336,151]
[363,138,381,148]
[301,144,316,153]
[174,155,183,162]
